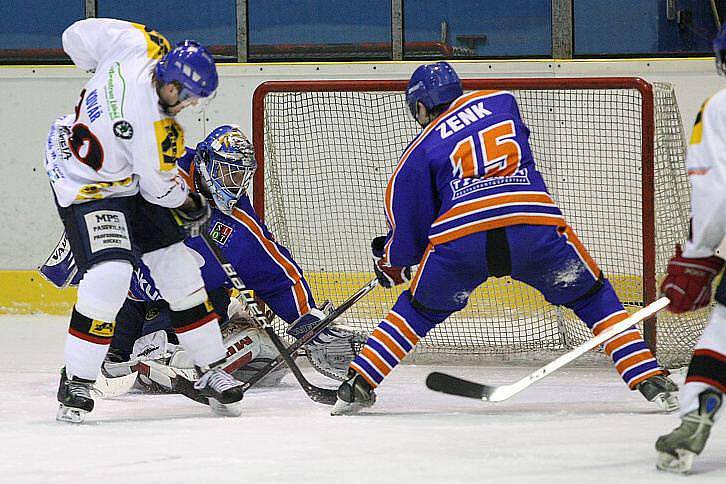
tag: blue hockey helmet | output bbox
[405,61,463,118]
[194,125,256,214]
[714,23,726,76]
[155,40,218,100]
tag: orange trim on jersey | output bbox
[687,168,709,176]
[231,207,311,316]
[429,214,565,246]
[371,328,407,360]
[615,352,656,375]
[350,362,379,388]
[360,347,392,375]
[386,311,420,345]
[68,328,112,345]
[178,162,195,191]
[409,243,434,295]
[604,330,644,356]
[433,192,556,227]
[628,368,665,389]
[560,225,601,279]
[383,90,510,260]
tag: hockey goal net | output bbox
[252,77,705,368]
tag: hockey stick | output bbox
[93,371,139,398]
[196,229,378,404]
[426,297,670,402]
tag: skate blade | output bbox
[56,404,88,424]
[656,449,695,474]
[330,398,373,416]
[209,399,243,417]
[653,393,680,413]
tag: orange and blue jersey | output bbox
[383,90,564,267]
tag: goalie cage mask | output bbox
[194,125,257,215]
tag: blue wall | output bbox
[0,0,717,59]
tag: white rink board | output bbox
[0,58,724,270]
[2,315,725,483]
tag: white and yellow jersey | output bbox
[45,18,188,208]
[683,88,726,258]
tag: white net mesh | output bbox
[254,78,704,368]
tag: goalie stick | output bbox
[185,229,378,405]
[426,297,670,402]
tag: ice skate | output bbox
[656,389,722,474]
[331,370,376,416]
[637,374,679,412]
[194,367,244,417]
[56,367,95,423]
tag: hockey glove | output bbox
[371,235,411,289]
[660,244,725,313]
[171,192,212,238]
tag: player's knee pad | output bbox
[561,277,622,329]
[76,260,133,322]
[142,241,206,307]
[400,291,451,336]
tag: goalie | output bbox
[332,62,678,415]
[41,125,360,393]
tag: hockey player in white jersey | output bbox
[44,18,244,422]
[655,25,726,473]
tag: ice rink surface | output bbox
[1,315,724,484]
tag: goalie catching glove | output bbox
[371,235,411,289]
[660,244,725,313]
[287,305,365,381]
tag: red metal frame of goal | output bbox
[251,77,657,353]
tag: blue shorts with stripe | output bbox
[410,224,601,313]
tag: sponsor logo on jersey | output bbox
[83,210,131,253]
[154,118,185,171]
[132,23,171,60]
[85,89,103,123]
[144,307,161,321]
[113,120,134,139]
[105,62,126,121]
[89,319,116,337]
[210,221,234,245]
[449,168,531,200]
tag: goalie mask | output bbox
[194,125,256,214]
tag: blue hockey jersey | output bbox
[383,90,565,267]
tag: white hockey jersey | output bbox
[683,88,726,258]
[45,19,188,208]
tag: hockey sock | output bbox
[350,291,447,388]
[171,300,226,368]
[65,307,115,380]
[680,304,726,418]
[567,279,663,389]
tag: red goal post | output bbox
[251,77,698,367]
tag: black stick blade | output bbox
[426,372,487,399]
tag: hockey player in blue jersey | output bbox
[42,125,360,391]
[331,62,678,415]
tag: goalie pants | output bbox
[351,224,664,389]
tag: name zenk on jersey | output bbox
[383,90,564,267]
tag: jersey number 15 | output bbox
[449,120,521,179]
